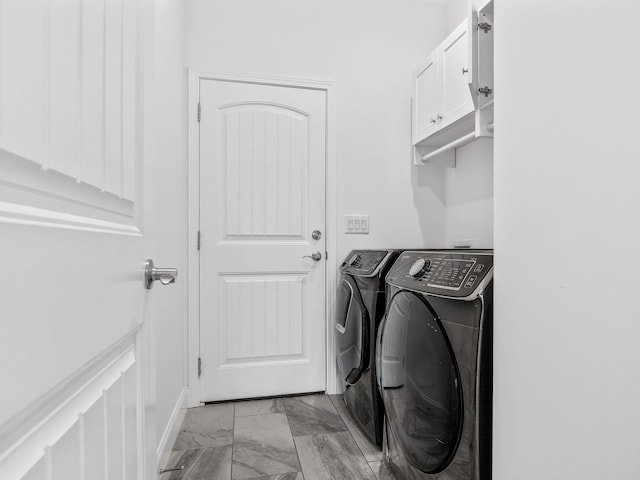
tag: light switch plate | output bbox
[345,215,369,234]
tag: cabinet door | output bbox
[468,0,495,110]
[440,22,474,130]
[476,2,495,109]
[412,52,439,145]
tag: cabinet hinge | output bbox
[197,102,201,122]
[478,86,493,97]
[197,230,201,251]
[478,22,492,33]
[198,357,202,378]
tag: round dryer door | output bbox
[335,276,370,386]
[378,290,463,474]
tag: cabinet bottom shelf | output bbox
[413,106,493,167]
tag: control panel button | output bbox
[409,258,431,277]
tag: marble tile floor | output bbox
[163,393,398,480]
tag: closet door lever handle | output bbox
[144,259,178,289]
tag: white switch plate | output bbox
[345,215,369,234]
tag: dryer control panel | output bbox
[340,250,393,277]
[386,250,493,298]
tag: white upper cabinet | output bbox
[412,21,474,148]
[412,0,494,166]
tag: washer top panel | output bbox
[386,250,493,299]
[340,249,395,277]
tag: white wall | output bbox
[441,0,494,250]
[445,0,468,31]
[494,1,640,478]
[150,0,187,451]
[185,0,449,265]
[444,138,493,248]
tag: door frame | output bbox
[186,69,337,407]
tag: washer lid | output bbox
[386,250,493,300]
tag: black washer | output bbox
[377,249,493,479]
[335,249,402,445]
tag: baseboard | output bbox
[156,387,188,472]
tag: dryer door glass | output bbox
[379,291,463,474]
[335,276,370,385]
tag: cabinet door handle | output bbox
[437,114,443,120]
[430,118,437,124]
[462,67,469,74]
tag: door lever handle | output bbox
[144,259,178,289]
[302,252,322,261]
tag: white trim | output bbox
[186,69,337,406]
[156,387,188,472]
[139,1,157,479]
[0,0,4,146]
[43,0,51,170]
[188,69,334,90]
[186,69,201,407]
[0,200,141,236]
[181,67,191,413]
[324,83,338,394]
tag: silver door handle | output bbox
[302,252,322,261]
[144,259,178,289]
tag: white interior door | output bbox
[0,1,157,478]
[199,78,327,402]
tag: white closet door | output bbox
[0,0,156,478]
[199,78,327,401]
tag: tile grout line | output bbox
[337,414,379,479]
[188,395,385,480]
[230,401,236,480]
[291,394,377,479]
[283,397,305,479]
[366,459,380,480]
[329,395,379,463]
[232,398,303,480]
[330,395,389,479]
